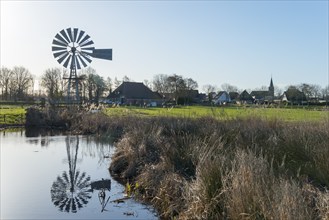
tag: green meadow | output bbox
[0,105,26,124]
[104,105,329,122]
[1,105,328,125]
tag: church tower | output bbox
[268,77,274,97]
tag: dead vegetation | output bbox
[108,116,329,219]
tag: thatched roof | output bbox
[108,82,162,100]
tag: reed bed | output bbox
[105,115,329,219]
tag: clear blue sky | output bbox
[1,0,328,92]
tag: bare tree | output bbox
[202,84,216,94]
[152,74,198,104]
[183,77,198,104]
[152,74,170,94]
[41,68,62,100]
[298,83,322,99]
[82,67,97,101]
[93,74,106,104]
[185,78,198,90]
[221,83,238,93]
[0,67,13,100]
[253,85,268,91]
[80,67,106,103]
[122,75,130,82]
[105,77,113,95]
[114,77,121,89]
[143,79,152,90]
[322,85,329,105]
[202,84,217,102]
[167,74,186,104]
[11,66,34,100]
[274,85,283,97]
[312,84,322,99]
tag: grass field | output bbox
[0,105,26,124]
[1,104,328,125]
[104,105,329,122]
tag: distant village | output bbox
[106,77,328,107]
[0,66,328,107]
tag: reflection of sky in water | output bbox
[0,130,157,219]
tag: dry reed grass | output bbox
[107,115,329,219]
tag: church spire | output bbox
[269,77,274,96]
[270,77,274,88]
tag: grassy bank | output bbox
[0,105,26,126]
[106,116,329,219]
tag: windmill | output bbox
[52,28,112,104]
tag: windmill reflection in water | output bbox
[50,136,92,213]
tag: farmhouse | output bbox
[107,82,163,106]
[281,87,307,105]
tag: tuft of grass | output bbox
[222,149,313,220]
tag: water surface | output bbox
[0,130,157,219]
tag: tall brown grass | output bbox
[107,115,329,219]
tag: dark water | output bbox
[0,129,157,219]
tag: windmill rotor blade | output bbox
[53,50,68,59]
[77,54,88,67]
[91,49,112,60]
[63,55,72,68]
[76,30,85,44]
[73,28,78,42]
[52,46,67,52]
[66,28,74,43]
[55,33,69,44]
[52,39,67,47]
[57,52,70,64]
[60,29,71,43]
[80,40,94,47]
[80,52,92,63]
[75,56,81,69]
[81,47,95,51]
[80,51,93,57]
[79,35,91,45]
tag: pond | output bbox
[0,129,158,219]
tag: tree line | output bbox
[1,65,328,103]
[0,66,199,104]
